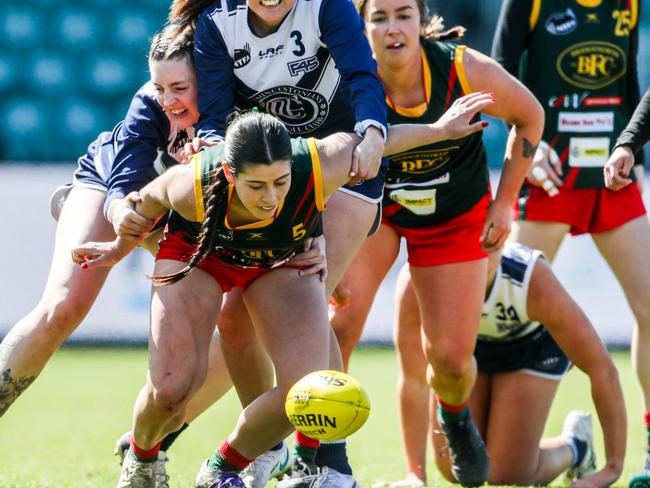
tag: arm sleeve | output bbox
[194,10,234,141]
[490,0,534,77]
[319,0,387,137]
[623,10,645,165]
[103,92,168,217]
[616,88,650,154]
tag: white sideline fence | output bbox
[0,164,642,346]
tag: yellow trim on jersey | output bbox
[529,0,542,31]
[192,153,205,223]
[630,0,638,29]
[575,0,602,7]
[454,45,473,95]
[387,49,431,118]
[307,138,326,211]
[224,184,285,230]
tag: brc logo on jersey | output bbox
[548,92,623,108]
[557,41,626,89]
[287,55,320,77]
[234,43,251,69]
[392,148,458,174]
[545,8,577,35]
[254,86,328,134]
[259,44,285,59]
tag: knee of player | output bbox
[488,464,535,486]
[425,346,473,380]
[150,376,194,412]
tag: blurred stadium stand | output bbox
[0,0,647,163]
[0,0,164,161]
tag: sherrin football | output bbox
[285,370,371,441]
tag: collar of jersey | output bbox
[386,48,431,118]
[224,184,285,230]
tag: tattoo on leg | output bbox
[522,138,539,158]
[0,368,37,417]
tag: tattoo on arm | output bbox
[522,138,539,158]
[0,368,37,417]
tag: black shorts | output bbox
[474,327,571,380]
[337,163,386,203]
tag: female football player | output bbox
[328,0,544,484]
[72,104,493,488]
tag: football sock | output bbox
[437,397,469,424]
[644,412,650,467]
[207,440,252,472]
[565,436,587,468]
[129,438,161,463]
[294,431,319,463]
[315,440,352,475]
[160,422,189,452]
[271,441,284,451]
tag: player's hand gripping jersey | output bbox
[382,42,489,228]
[194,0,386,140]
[493,0,641,188]
[75,83,195,217]
[165,138,324,268]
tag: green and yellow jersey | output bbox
[382,41,489,228]
[496,0,641,188]
[165,137,325,268]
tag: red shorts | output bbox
[156,232,274,293]
[514,183,646,236]
[382,195,490,267]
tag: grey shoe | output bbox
[114,432,169,488]
[439,413,489,487]
[116,452,156,488]
[562,411,597,481]
[278,467,359,488]
[195,460,245,488]
[241,442,292,488]
[277,455,318,488]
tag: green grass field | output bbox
[0,347,643,487]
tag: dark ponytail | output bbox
[168,0,216,38]
[152,111,292,286]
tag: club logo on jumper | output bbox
[545,8,577,35]
[391,147,459,174]
[287,55,320,77]
[259,44,285,59]
[548,92,623,109]
[557,41,626,89]
[234,43,251,69]
[253,86,328,134]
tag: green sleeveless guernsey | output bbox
[521,0,639,188]
[165,137,325,268]
[383,41,489,228]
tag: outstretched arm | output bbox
[527,260,626,488]
[72,162,198,269]
[318,91,495,199]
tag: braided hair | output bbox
[152,112,292,285]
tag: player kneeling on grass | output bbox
[376,242,625,488]
[73,105,491,488]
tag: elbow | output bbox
[511,95,545,140]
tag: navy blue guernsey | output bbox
[83,83,194,217]
[193,0,386,139]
